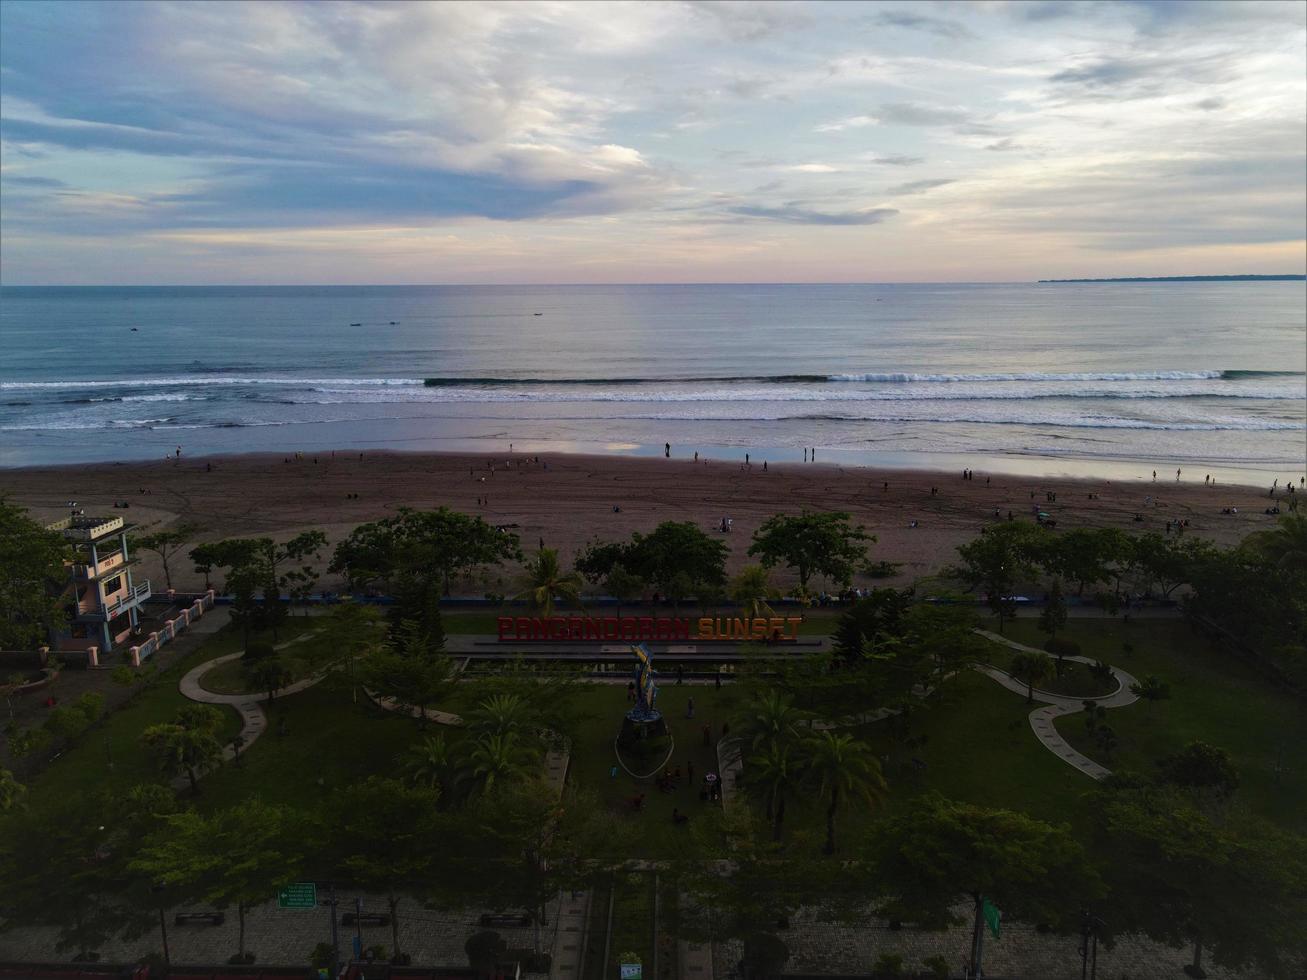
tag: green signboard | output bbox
[277,881,317,909]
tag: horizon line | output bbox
[3,274,1305,289]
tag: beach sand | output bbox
[2,450,1290,595]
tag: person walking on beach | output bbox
[1177,468,1182,481]
[1153,470,1157,481]
[665,442,671,458]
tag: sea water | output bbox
[2,282,1304,482]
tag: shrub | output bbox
[243,641,276,662]
[1043,637,1081,659]
[308,942,335,968]
[1089,659,1114,683]
[44,705,90,739]
[111,665,136,686]
[922,955,949,979]
[872,953,904,978]
[74,691,105,722]
[743,934,789,980]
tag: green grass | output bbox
[1001,619,1307,831]
[195,672,445,811]
[198,621,326,694]
[23,627,249,808]
[566,684,741,857]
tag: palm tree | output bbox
[1245,512,1307,572]
[462,732,539,796]
[804,730,887,855]
[403,734,451,793]
[735,690,803,753]
[745,741,801,841]
[467,693,538,738]
[516,548,584,617]
[1010,650,1054,703]
[730,564,776,620]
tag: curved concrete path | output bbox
[975,629,1139,780]
[176,631,325,785]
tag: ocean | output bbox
[2,282,1304,482]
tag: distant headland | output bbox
[1039,274,1306,283]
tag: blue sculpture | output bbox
[626,643,661,723]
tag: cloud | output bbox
[874,11,973,40]
[786,163,840,173]
[726,204,899,225]
[860,153,925,166]
[876,102,971,126]
[888,178,955,195]
[815,115,877,132]
[1195,96,1227,111]
[2,174,67,187]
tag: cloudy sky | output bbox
[1,0,1304,284]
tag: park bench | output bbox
[174,911,225,926]
[341,911,391,927]
[479,912,532,928]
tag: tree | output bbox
[0,798,140,959]
[603,563,645,616]
[0,498,68,649]
[1157,742,1239,803]
[141,704,226,794]
[1038,578,1068,640]
[467,693,541,740]
[803,731,887,855]
[274,530,327,614]
[1129,533,1217,599]
[132,799,306,963]
[133,522,202,591]
[1090,784,1307,977]
[901,602,983,689]
[730,565,777,620]
[332,777,444,961]
[744,740,802,841]
[734,690,803,754]
[573,539,630,585]
[324,600,382,702]
[864,795,1101,935]
[363,647,454,724]
[242,655,293,702]
[403,734,452,793]
[953,523,1044,632]
[330,507,521,594]
[189,541,221,591]
[1130,674,1171,709]
[461,732,540,797]
[1046,529,1126,596]
[516,548,584,617]
[445,782,629,957]
[1241,511,1307,573]
[749,511,874,594]
[1009,650,1053,703]
[831,588,913,662]
[626,521,728,602]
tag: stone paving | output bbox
[710,905,1255,980]
[0,888,558,973]
[975,629,1139,781]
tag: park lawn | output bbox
[566,684,741,858]
[198,619,329,694]
[22,625,251,810]
[759,670,1095,858]
[1003,619,1307,831]
[193,671,447,811]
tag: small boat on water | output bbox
[349,322,362,326]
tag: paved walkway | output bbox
[176,630,324,785]
[975,629,1139,780]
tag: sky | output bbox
[1,0,1304,284]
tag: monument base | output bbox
[618,712,668,745]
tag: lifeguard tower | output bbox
[46,513,151,661]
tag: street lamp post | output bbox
[1079,909,1104,980]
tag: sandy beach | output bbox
[2,450,1290,596]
